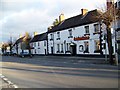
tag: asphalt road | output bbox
[0,56,119,88]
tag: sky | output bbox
[0,0,109,43]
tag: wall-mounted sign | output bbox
[74,36,89,41]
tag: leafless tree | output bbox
[97,2,120,65]
[22,32,32,55]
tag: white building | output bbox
[30,33,47,55]
[47,9,116,56]
[13,36,25,55]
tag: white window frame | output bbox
[85,26,89,34]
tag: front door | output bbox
[51,47,53,55]
[71,45,76,56]
[45,49,46,55]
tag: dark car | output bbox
[10,52,16,56]
[4,52,10,56]
[19,52,32,58]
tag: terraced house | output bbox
[47,8,116,56]
[30,33,47,55]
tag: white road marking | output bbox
[0,74,18,88]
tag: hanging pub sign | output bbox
[74,36,90,41]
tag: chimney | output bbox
[106,0,114,10]
[19,34,22,38]
[34,32,38,36]
[59,13,65,22]
[81,9,88,15]
[48,25,54,31]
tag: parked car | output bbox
[10,52,16,56]
[4,52,10,56]
[19,52,32,58]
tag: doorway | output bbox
[51,47,53,55]
[70,44,77,56]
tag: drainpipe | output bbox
[46,32,49,55]
[53,33,55,55]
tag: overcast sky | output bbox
[0,0,108,43]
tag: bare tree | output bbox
[97,2,120,65]
[22,32,32,56]
[1,43,8,54]
[7,40,13,54]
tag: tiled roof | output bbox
[30,32,47,43]
[48,9,102,33]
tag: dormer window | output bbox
[56,32,60,40]
[68,29,73,38]
[84,26,90,36]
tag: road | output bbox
[0,56,119,88]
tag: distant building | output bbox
[30,32,47,55]
[13,36,27,55]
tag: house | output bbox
[13,36,25,55]
[47,8,116,56]
[30,32,47,55]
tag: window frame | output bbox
[68,29,73,38]
[50,34,53,40]
[57,44,60,53]
[85,26,89,34]
[56,32,60,40]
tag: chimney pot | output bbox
[59,13,65,22]
[81,9,88,15]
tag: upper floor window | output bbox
[30,43,33,47]
[38,42,40,46]
[94,24,99,33]
[85,26,89,34]
[50,34,53,40]
[68,29,73,38]
[57,32,60,40]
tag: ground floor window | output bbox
[35,49,36,54]
[66,43,70,51]
[61,44,64,53]
[57,44,60,53]
[118,43,120,55]
[94,40,100,53]
[84,41,89,53]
